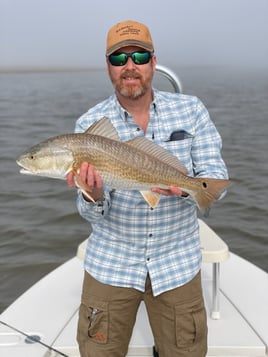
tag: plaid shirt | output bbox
[75,89,228,296]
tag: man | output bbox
[67,20,229,357]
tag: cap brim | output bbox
[106,40,154,56]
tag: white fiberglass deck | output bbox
[0,220,267,357]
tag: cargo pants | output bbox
[77,271,207,357]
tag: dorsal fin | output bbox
[84,117,120,141]
[126,137,188,175]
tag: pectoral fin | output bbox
[140,191,161,208]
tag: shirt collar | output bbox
[113,89,159,121]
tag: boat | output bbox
[0,66,267,357]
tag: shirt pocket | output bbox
[161,138,193,170]
[175,296,207,349]
[82,296,109,344]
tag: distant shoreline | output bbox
[0,66,106,74]
[1,64,267,75]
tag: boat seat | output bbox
[198,219,229,319]
[77,219,229,320]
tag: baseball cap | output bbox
[106,20,154,56]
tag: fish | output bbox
[16,117,231,213]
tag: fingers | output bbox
[151,186,183,197]
[79,162,93,187]
[66,171,76,187]
[84,163,103,189]
[169,186,184,196]
[66,162,103,190]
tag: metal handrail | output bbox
[155,64,183,93]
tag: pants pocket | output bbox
[79,296,109,344]
[175,296,207,349]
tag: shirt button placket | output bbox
[147,233,153,262]
[146,206,155,264]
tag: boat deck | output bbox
[1,218,267,357]
[0,252,267,357]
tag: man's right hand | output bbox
[66,162,104,202]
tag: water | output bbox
[0,67,267,313]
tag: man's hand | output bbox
[66,162,104,201]
[151,185,188,197]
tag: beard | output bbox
[112,70,150,100]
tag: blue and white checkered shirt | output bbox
[75,89,228,296]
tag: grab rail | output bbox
[155,64,183,93]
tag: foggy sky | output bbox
[1,0,268,70]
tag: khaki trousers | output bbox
[77,271,207,357]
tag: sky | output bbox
[0,0,268,70]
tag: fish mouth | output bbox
[16,160,31,174]
[19,168,34,175]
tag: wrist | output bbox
[82,187,104,202]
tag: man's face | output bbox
[107,46,156,100]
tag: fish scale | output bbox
[72,135,180,189]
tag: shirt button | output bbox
[147,257,150,261]
[149,233,153,237]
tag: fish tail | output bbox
[192,177,231,213]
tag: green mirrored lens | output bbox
[108,52,151,66]
[109,53,128,66]
[132,52,150,64]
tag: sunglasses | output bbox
[108,51,152,66]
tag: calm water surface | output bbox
[0,66,267,312]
